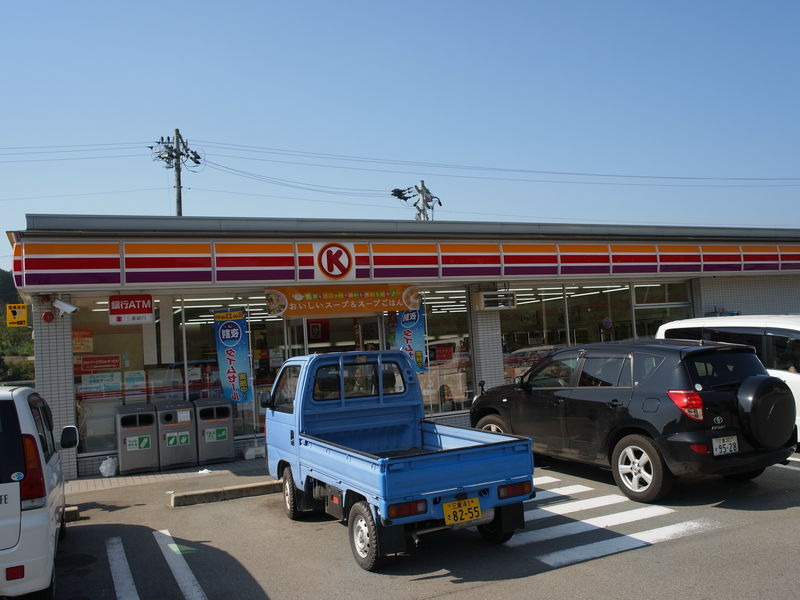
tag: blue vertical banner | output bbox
[213,309,253,403]
[393,301,428,372]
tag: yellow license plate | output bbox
[443,497,482,525]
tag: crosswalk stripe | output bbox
[537,519,717,568]
[106,537,140,600]
[535,485,594,502]
[154,530,208,600]
[525,494,628,520]
[533,476,561,485]
[775,463,800,472]
[511,505,674,546]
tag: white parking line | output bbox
[786,456,800,462]
[535,485,594,502]
[153,530,208,600]
[106,537,140,600]
[510,505,674,546]
[537,519,718,568]
[525,494,628,520]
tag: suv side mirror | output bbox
[478,379,486,394]
[60,425,79,449]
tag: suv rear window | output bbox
[0,400,24,482]
[683,351,767,388]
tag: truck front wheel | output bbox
[348,501,382,571]
[282,466,301,520]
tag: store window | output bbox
[421,288,472,412]
[73,294,282,456]
[633,282,692,338]
[567,284,632,344]
[500,287,569,383]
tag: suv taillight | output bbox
[667,390,704,421]
[20,434,46,501]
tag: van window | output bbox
[766,333,800,372]
[703,328,763,358]
[663,327,702,341]
[0,401,24,482]
[28,395,55,462]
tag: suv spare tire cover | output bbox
[737,375,796,450]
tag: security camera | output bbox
[53,299,80,315]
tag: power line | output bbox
[194,139,800,182]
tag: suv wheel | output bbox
[737,375,796,450]
[612,434,674,503]
[476,414,511,434]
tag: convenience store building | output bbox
[7,214,800,479]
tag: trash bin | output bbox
[116,404,159,475]
[155,399,197,470]
[194,398,235,465]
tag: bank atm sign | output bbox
[109,294,154,325]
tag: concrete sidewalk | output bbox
[65,456,281,514]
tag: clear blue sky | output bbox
[2,1,798,270]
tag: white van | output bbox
[655,315,800,434]
[0,386,78,599]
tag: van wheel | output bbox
[612,434,674,503]
[476,415,511,434]
[348,501,382,571]
[282,466,301,520]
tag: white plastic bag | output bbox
[99,456,118,478]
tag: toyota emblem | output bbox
[713,416,724,426]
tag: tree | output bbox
[0,268,34,357]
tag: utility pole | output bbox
[391,180,442,221]
[150,129,202,216]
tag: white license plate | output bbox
[712,435,739,456]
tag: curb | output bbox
[169,480,283,508]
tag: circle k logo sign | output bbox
[317,242,353,279]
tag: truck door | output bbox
[266,364,303,474]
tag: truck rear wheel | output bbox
[282,466,301,520]
[348,501,382,571]
[477,520,514,544]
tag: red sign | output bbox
[109,294,154,325]
[317,243,353,279]
[81,355,121,372]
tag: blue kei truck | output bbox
[263,350,535,570]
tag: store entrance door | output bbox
[283,315,386,356]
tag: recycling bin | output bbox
[194,398,235,465]
[155,399,197,470]
[116,404,159,475]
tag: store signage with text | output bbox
[109,294,154,325]
[80,355,122,372]
[264,284,421,317]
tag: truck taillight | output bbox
[20,434,46,501]
[667,390,704,421]
[388,499,427,518]
[498,480,532,499]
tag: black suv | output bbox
[471,340,797,502]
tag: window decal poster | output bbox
[391,300,428,372]
[213,309,253,403]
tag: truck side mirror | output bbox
[260,390,273,409]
